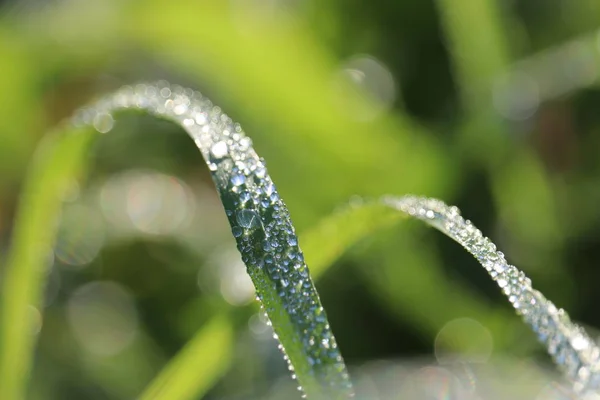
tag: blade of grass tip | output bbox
[0,127,95,400]
[70,82,354,399]
[383,195,600,396]
[139,315,234,400]
[299,198,529,353]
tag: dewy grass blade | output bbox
[299,200,530,353]
[37,82,352,399]
[383,195,600,396]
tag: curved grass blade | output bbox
[300,200,532,353]
[383,195,600,396]
[0,127,95,400]
[1,81,353,399]
[139,315,234,400]
[299,201,403,280]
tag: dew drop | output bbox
[93,113,114,133]
[232,226,243,237]
[255,167,266,179]
[210,141,229,159]
[236,209,260,229]
[231,174,246,187]
[239,191,251,203]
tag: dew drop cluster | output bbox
[384,195,600,397]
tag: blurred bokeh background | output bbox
[1,0,600,398]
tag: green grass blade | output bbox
[3,79,358,398]
[435,0,571,295]
[139,315,234,400]
[300,201,404,280]
[383,196,600,393]
[300,199,531,353]
[435,0,511,111]
[0,127,95,400]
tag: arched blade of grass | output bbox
[139,315,234,400]
[435,0,571,299]
[0,127,95,400]
[382,195,600,396]
[1,82,354,400]
[299,200,530,353]
[300,195,600,393]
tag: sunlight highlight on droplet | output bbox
[67,281,138,356]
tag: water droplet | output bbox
[210,141,229,159]
[173,103,187,115]
[231,174,246,186]
[93,113,114,133]
[195,112,207,125]
[239,191,251,203]
[255,167,266,179]
[236,209,260,229]
[232,226,243,237]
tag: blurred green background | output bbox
[1,0,600,398]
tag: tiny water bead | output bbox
[210,141,228,159]
[79,82,354,399]
[236,209,260,229]
[92,112,114,133]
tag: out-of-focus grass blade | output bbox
[301,200,534,353]
[139,315,234,400]
[435,0,510,111]
[0,127,95,400]
[301,201,404,280]
[0,29,44,185]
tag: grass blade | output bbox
[384,195,600,395]
[300,201,403,280]
[435,0,510,111]
[139,315,234,400]
[300,199,531,353]
[3,82,354,399]
[0,127,95,400]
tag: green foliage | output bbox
[139,315,233,400]
[0,0,599,399]
[0,127,95,400]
